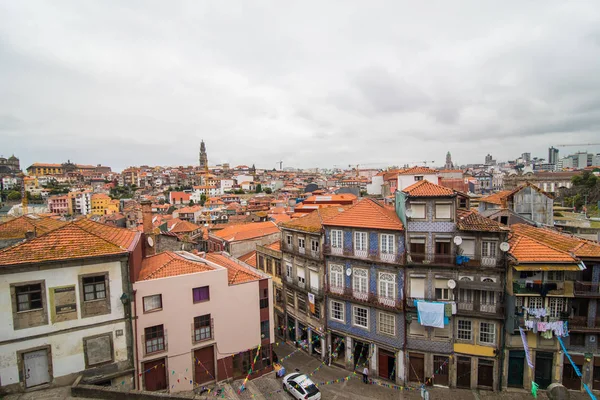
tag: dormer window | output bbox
[414,176,424,181]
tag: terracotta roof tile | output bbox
[402,180,455,197]
[205,253,262,285]
[211,221,280,242]
[322,199,403,231]
[282,206,348,233]
[0,215,67,240]
[139,251,214,280]
[397,166,438,175]
[266,241,281,251]
[0,222,140,266]
[456,209,508,232]
[478,190,513,205]
[508,233,578,264]
[238,250,257,268]
[511,224,600,259]
[169,220,202,234]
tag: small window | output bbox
[331,230,343,248]
[15,284,43,312]
[286,263,293,278]
[414,176,424,181]
[297,296,307,313]
[380,234,395,254]
[194,314,212,342]
[352,306,369,328]
[479,322,496,344]
[435,287,450,300]
[409,204,426,219]
[457,320,472,340]
[143,294,162,312]
[260,288,269,309]
[330,300,344,322]
[435,203,452,219]
[286,235,292,246]
[83,275,106,301]
[311,240,319,252]
[193,286,210,303]
[378,312,395,336]
[144,325,165,354]
[354,232,367,251]
[260,320,270,339]
[482,241,497,258]
[275,260,282,277]
[298,238,305,249]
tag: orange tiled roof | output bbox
[478,190,513,205]
[205,252,262,285]
[397,166,437,175]
[511,224,600,259]
[456,209,508,232]
[169,220,202,234]
[323,199,403,231]
[0,215,68,240]
[139,251,214,280]
[402,180,455,197]
[266,241,281,251]
[0,222,140,266]
[211,221,280,242]
[238,250,257,268]
[282,206,348,233]
[270,214,292,224]
[509,233,578,264]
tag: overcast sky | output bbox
[2,1,600,172]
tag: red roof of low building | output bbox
[238,250,257,268]
[456,209,508,232]
[139,251,214,280]
[0,215,68,240]
[397,166,437,175]
[205,252,262,285]
[211,221,280,242]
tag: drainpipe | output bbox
[497,239,508,392]
[133,289,140,390]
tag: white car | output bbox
[282,373,321,400]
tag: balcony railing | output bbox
[325,283,402,310]
[569,316,600,331]
[285,278,324,297]
[513,281,569,296]
[324,245,403,264]
[408,253,454,266]
[458,302,474,311]
[284,245,322,260]
[574,281,600,297]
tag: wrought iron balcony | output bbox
[568,316,600,332]
[325,283,402,311]
[323,244,403,264]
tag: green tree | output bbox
[264,187,272,194]
[189,199,195,206]
[256,184,262,193]
[200,194,207,206]
[7,191,21,201]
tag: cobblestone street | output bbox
[2,342,596,400]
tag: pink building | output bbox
[47,195,71,215]
[132,251,274,393]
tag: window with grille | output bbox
[329,264,344,288]
[378,272,395,299]
[194,314,211,342]
[145,325,165,354]
[143,294,162,312]
[314,300,321,319]
[83,275,106,301]
[482,241,497,258]
[193,286,210,303]
[528,297,544,309]
[353,268,368,294]
[15,284,43,312]
[330,300,344,322]
[380,234,395,254]
[549,298,564,318]
[354,232,367,251]
[353,306,369,328]
[457,320,472,340]
[479,322,496,344]
[331,230,343,248]
[378,312,395,336]
[515,296,524,313]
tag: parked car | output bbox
[282,373,321,399]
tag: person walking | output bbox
[362,366,369,384]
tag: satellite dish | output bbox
[147,236,154,247]
[406,209,414,218]
[346,268,352,277]
[500,242,510,252]
[453,236,463,246]
[447,279,456,289]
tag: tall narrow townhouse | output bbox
[0,219,142,393]
[402,180,508,390]
[323,199,405,384]
[254,241,285,340]
[504,224,600,392]
[280,207,345,360]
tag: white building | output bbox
[219,179,234,193]
[0,219,141,393]
[396,167,438,191]
[366,173,384,195]
[233,175,254,185]
[72,192,92,215]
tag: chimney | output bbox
[141,200,155,256]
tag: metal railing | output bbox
[323,244,403,264]
[325,283,402,310]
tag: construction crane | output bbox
[555,143,600,147]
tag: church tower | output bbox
[199,140,208,170]
[444,151,454,169]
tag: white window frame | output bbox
[352,268,368,294]
[297,267,306,284]
[286,235,292,246]
[380,234,395,254]
[143,294,162,312]
[352,305,369,329]
[330,300,345,322]
[311,239,319,252]
[457,320,472,340]
[549,298,564,319]
[479,322,496,344]
[298,238,305,249]
[354,231,367,251]
[482,241,497,258]
[286,263,293,279]
[331,229,343,249]
[329,264,344,289]
[378,312,395,336]
[409,203,426,219]
[528,297,544,309]
[378,272,395,299]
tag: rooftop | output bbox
[456,209,508,233]
[402,180,455,197]
[205,252,262,285]
[323,198,403,231]
[238,250,257,268]
[0,215,68,240]
[139,251,215,280]
[397,166,438,175]
[282,206,348,233]
[211,221,280,242]
[511,223,600,259]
